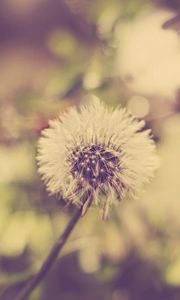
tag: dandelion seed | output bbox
[37,99,159,219]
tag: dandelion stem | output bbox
[15,205,84,300]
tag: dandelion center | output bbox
[69,144,120,188]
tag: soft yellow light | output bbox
[0,143,35,183]
[127,96,150,118]
[79,247,100,273]
[83,72,101,90]
[98,6,119,37]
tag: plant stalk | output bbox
[15,205,84,300]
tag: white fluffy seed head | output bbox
[37,98,159,218]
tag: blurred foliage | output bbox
[0,0,180,300]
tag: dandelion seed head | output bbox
[37,98,159,219]
[67,144,120,190]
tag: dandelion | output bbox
[14,99,159,300]
[37,98,158,219]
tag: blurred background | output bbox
[0,0,180,299]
